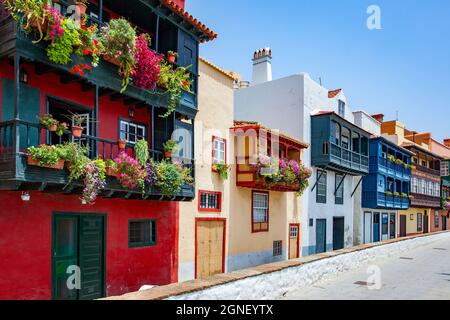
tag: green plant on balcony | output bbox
[387,155,396,163]
[154,160,185,197]
[401,192,408,198]
[100,18,137,93]
[105,159,118,176]
[81,158,106,204]
[62,142,90,182]
[403,163,411,170]
[55,122,68,137]
[385,191,393,197]
[212,163,230,180]
[27,144,65,168]
[46,17,82,65]
[395,159,404,166]
[76,23,104,67]
[441,198,449,210]
[162,139,179,158]
[411,164,417,170]
[5,0,51,43]
[114,151,147,193]
[39,114,58,131]
[135,138,149,167]
[393,192,400,197]
[409,195,414,200]
[157,62,192,118]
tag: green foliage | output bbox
[5,0,50,42]
[93,158,106,181]
[157,62,192,118]
[27,144,65,166]
[155,160,184,197]
[100,18,136,93]
[135,139,149,167]
[39,114,58,128]
[212,163,230,180]
[46,18,81,65]
[61,142,90,182]
[55,122,68,137]
[167,50,178,57]
[162,139,178,153]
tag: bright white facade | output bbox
[235,65,363,256]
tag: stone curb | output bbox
[101,230,450,300]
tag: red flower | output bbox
[81,25,88,31]
[130,70,136,76]
[183,81,189,86]
[82,49,89,55]
[84,65,92,71]
[93,40,98,45]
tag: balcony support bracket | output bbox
[311,169,324,192]
[351,177,363,198]
[334,173,347,195]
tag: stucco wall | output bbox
[400,208,431,235]
[178,59,235,282]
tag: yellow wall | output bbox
[178,59,235,279]
[400,207,431,235]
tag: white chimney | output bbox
[251,47,272,85]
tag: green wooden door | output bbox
[52,213,105,300]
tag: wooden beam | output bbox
[124,97,139,106]
[136,102,148,109]
[35,64,55,75]
[99,88,114,97]
[81,82,93,92]
[110,93,124,101]
[60,74,80,84]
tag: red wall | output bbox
[0,191,179,300]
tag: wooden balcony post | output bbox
[13,53,20,155]
[94,85,99,157]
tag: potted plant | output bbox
[100,18,137,92]
[118,138,127,150]
[75,0,88,16]
[167,51,178,64]
[401,192,408,198]
[395,159,403,166]
[411,164,417,170]
[409,195,415,200]
[105,159,118,177]
[61,142,89,181]
[393,191,400,197]
[27,144,65,169]
[157,62,192,118]
[55,122,68,137]
[81,158,106,204]
[39,114,58,132]
[163,139,178,158]
[387,155,396,163]
[212,163,230,180]
[5,0,51,42]
[385,191,393,197]
[155,160,184,197]
[64,111,86,138]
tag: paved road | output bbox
[284,236,450,300]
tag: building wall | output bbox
[177,59,234,282]
[235,73,360,257]
[400,207,431,236]
[0,191,178,300]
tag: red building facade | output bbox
[0,0,216,299]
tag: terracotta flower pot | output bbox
[104,54,121,66]
[167,54,176,64]
[106,166,117,177]
[76,2,87,15]
[164,151,172,158]
[27,155,64,170]
[71,126,84,138]
[118,140,127,149]
[49,124,57,132]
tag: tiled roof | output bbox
[328,89,342,98]
[160,0,218,42]
[199,57,239,80]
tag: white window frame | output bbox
[119,120,146,145]
[213,137,226,164]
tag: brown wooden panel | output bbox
[196,220,224,279]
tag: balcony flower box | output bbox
[27,155,64,170]
[105,166,118,178]
[104,54,121,67]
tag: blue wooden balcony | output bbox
[0,120,195,201]
[362,190,410,210]
[311,112,370,175]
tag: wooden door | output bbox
[196,220,225,279]
[52,213,105,300]
[423,213,429,234]
[373,213,380,242]
[400,215,407,237]
[289,224,299,259]
[315,219,327,253]
[443,216,447,231]
[333,217,345,250]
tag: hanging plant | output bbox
[157,62,192,118]
[39,114,58,131]
[212,163,230,180]
[100,18,137,93]
[133,34,164,90]
[76,24,104,67]
[81,159,106,204]
[114,151,147,193]
[134,138,149,167]
[46,17,81,65]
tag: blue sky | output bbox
[186,0,450,143]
